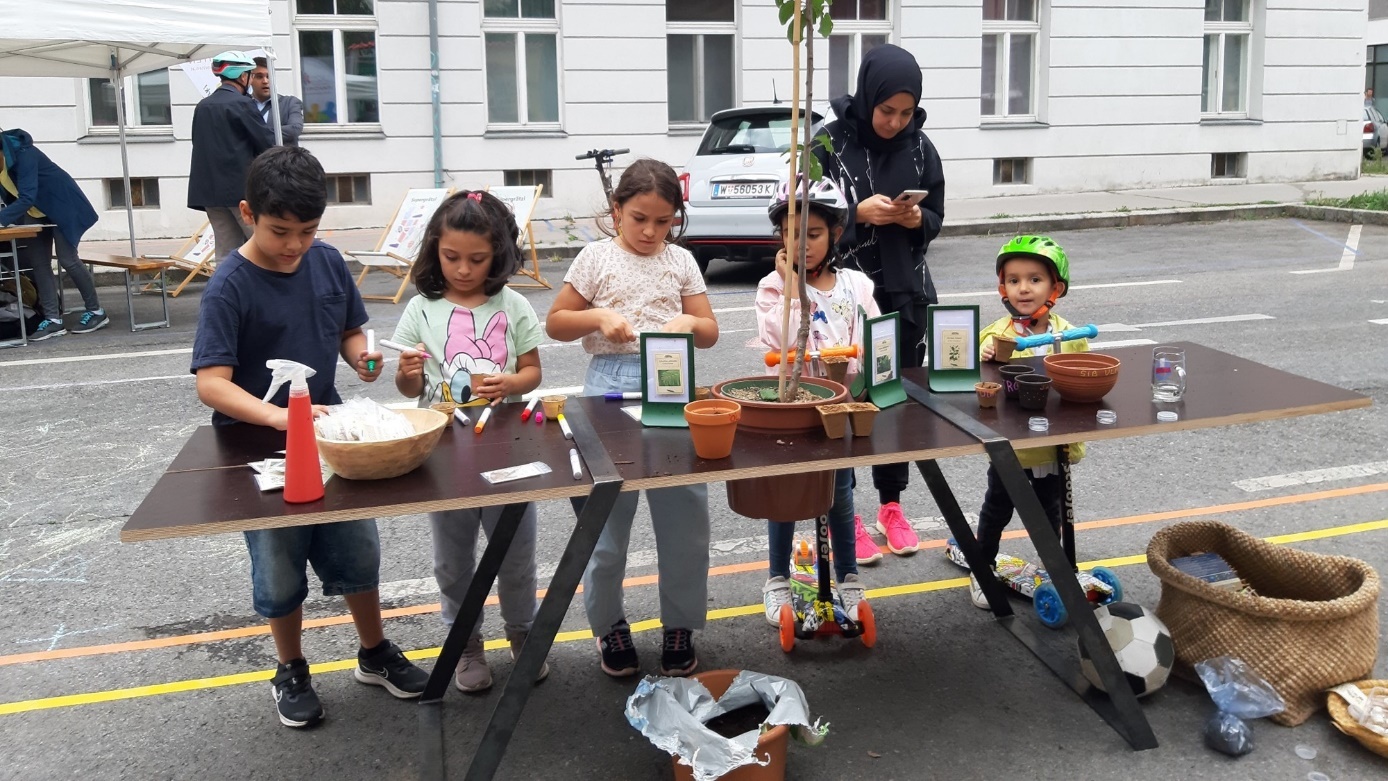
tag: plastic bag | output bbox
[1195,656,1286,756]
[313,398,416,442]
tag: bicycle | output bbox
[575,148,628,203]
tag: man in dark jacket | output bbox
[251,58,305,147]
[187,51,275,263]
[0,128,105,339]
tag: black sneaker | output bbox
[70,310,108,334]
[29,319,66,341]
[271,658,323,728]
[596,619,639,678]
[659,627,698,677]
[354,640,429,699]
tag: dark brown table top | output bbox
[122,342,1369,542]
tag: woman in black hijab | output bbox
[815,43,945,554]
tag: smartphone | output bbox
[893,189,930,206]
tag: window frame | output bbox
[482,3,564,130]
[83,70,174,134]
[293,4,381,128]
[827,2,894,102]
[1201,0,1254,118]
[981,0,1042,124]
[666,1,738,129]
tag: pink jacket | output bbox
[755,267,880,375]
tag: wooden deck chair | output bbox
[346,188,453,304]
[487,184,551,290]
[141,221,216,297]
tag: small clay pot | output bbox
[818,403,849,439]
[992,337,1018,363]
[684,399,741,459]
[1015,374,1053,411]
[541,394,567,418]
[843,402,880,437]
[694,386,712,401]
[821,355,850,386]
[998,365,1035,400]
[975,382,1002,409]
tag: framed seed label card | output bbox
[926,304,981,392]
[639,332,695,427]
[863,311,906,408]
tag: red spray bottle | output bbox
[263,360,324,503]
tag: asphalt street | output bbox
[0,218,1385,780]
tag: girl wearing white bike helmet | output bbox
[756,176,884,628]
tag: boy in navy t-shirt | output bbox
[191,146,427,728]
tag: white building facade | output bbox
[0,0,1369,241]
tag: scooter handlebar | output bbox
[1011,324,1099,351]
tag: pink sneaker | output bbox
[852,515,883,565]
[875,502,919,555]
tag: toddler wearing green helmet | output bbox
[968,235,1089,610]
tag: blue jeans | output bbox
[243,520,381,619]
[768,468,858,582]
[573,353,711,633]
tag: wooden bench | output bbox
[75,252,173,331]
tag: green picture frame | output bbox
[926,304,982,392]
[639,332,695,428]
[863,310,906,408]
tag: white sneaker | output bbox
[839,573,865,621]
[763,576,791,626]
[968,573,992,610]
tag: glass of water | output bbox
[1152,346,1186,402]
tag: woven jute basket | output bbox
[1327,679,1388,759]
[316,407,448,480]
[1146,520,1380,726]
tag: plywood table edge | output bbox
[619,443,985,491]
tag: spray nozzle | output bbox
[262,359,317,403]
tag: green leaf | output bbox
[786,22,798,44]
[807,154,823,182]
[815,131,834,154]
[819,15,833,36]
[779,1,794,26]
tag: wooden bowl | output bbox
[1327,679,1388,759]
[316,407,448,480]
[1043,353,1121,403]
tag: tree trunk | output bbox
[776,0,804,403]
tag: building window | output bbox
[981,0,1040,121]
[1202,0,1252,116]
[993,158,1030,185]
[1211,152,1246,179]
[828,1,890,99]
[295,0,379,124]
[326,174,371,204]
[483,0,561,126]
[504,169,553,195]
[87,70,172,128]
[667,0,736,125]
[1368,45,1388,118]
[106,177,160,209]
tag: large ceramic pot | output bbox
[714,376,848,521]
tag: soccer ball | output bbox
[1077,602,1175,698]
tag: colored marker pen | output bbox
[604,391,642,400]
[569,448,583,480]
[379,339,433,361]
[557,414,573,440]
[534,411,545,425]
[473,405,493,434]
[366,329,376,373]
[521,397,539,421]
[452,408,470,426]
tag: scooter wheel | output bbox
[857,600,876,648]
[1033,582,1069,628]
[779,603,796,653]
[1089,566,1123,603]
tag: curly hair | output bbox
[598,158,688,241]
[411,190,522,299]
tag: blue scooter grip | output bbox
[1011,324,1099,351]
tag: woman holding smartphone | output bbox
[814,43,945,557]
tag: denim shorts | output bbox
[582,353,642,396]
[243,519,381,619]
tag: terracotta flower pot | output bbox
[1043,353,1121,403]
[1016,374,1053,411]
[842,402,880,437]
[713,377,848,434]
[684,400,741,460]
[998,365,1035,400]
[818,404,849,439]
[669,669,790,781]
[975,382,1001,408]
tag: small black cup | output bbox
[998,365,1035,400]
[1016,374,1053,411]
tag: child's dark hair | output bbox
[773,202,845,273]
[600,158,687,241]
[244,146,327,222]
[412,190,521,299]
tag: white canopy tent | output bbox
[0,0,275,255]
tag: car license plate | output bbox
[712,182,775,199]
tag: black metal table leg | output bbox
[418,402,624,781]
[904,378,1158,751]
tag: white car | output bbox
[679,106,827,274]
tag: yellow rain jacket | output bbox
[980,313,1087,468]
